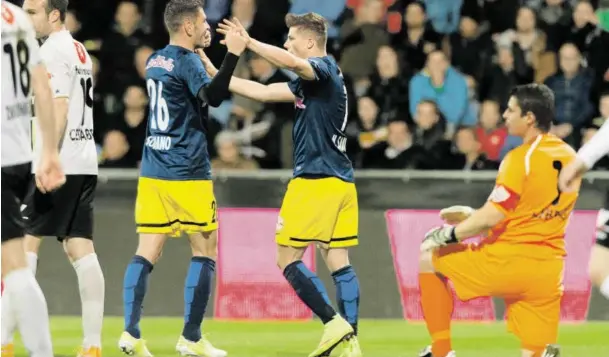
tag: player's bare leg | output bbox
[417,250,455,357]
[1,239,53,357]
[119,233,167,357]
[589,244,609,300]
[174,231,226,357]
[277,245,353,357]
[62,237,105,357]
[320,247,361,357]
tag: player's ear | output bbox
[49,9,60,24]
[307,38,315,50]
[184,18,194,36]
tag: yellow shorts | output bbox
[135,177,218,237]
[433,243,563,349]
[275,177,358,249]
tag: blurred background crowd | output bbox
[61,0,609,171]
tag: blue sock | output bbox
[123,255,153,338]
[283,261,335,323]
[332,265,360,335]
[182,257,215,342]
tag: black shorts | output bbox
[596,190,609,249]
[1,163,32,242]
[22,174,97,241]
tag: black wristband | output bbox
[447,227,458,244]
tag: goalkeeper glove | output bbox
[420,226,459,252]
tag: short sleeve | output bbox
[181,53,211,97]
[42,53,72,98]
[308,57,332,82]
[287,77,301,95]
[488,151,525,213]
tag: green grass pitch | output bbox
[12,317,609,356]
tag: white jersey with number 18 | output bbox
[1,1,42,168]
[31,28,98,175]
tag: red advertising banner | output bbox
[385,209,598,322]
[214,208,316,320]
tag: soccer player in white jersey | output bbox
[0,1,65,357]
[559,118,609,302]
[1,1,104,356]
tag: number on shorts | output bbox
[551,160,563,205]
[211,200,217,223]
[146,79,170,131]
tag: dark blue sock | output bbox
[123,255,153,338]
[182,257,215,342]
[332,265,360,335]
[283,261,335,324]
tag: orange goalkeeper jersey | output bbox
[485,134,581,259]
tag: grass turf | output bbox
[12,317,609,357]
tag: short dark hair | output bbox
[285,12,327,48]
[46,0,68,22]
[509,84,555,132]
[164,0,203,34]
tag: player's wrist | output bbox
[447,227,459,244]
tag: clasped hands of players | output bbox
[420,206,475,252]
[195,17,250,76]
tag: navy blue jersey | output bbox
[287,56,354,182]
[140,45,212,180]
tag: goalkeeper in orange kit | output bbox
[417,84,580,357]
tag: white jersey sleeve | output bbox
[578,119,609,169]
[1,1,42,167]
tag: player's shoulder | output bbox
[309,55,339,74]
[42,30,91,66]
[2,2,33,33]
[146,45,200,76]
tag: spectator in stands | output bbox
[349,96,388,155]
[568,0,599,54]
[464,75,480,128]
[64,10,82,40]
[545,43,594,145]
[391,1,443,72]
[100,85,148,168]
[409,51,470,138]
[448,126,500,170]
[534,0,573,51]
[211,132,260,171]
[412,100,451,169]
[340,0,389,79]
[288,0,347,54]
[480,45,534,106]
[423,0,463,35]
[134,46,154,83]
[99,1,149,116]
[475,99,507,162]
[495,6,555,83]
[360,120,424,169]
[445,14,493,82]
[367,46,411,123]
[481,0,521,35]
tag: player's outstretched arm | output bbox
[559,119,609,192]
[217,18,317,81]
[197,49,295,103]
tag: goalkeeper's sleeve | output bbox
[578,118,609,169]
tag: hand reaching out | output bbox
[223,28,248,56]
[195,48,218,77]
[217,17,251,47]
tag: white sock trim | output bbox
[72,253,98,270]
[600,276,609,300]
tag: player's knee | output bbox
[23,234,41,254]
[322,247,350,272]
[276,244,305,271]
[135,234,167,264]
[63,237,95,262]
[1,239,28,277]
[418,250,435,273]
[189,230,218,260]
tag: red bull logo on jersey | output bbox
[295,97,306,109]
[146,56,175,72]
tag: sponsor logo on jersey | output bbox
[146,56,175,72]
[69,128,94,141]
[73,41,87,64]
[295,97,306,109]
[2,4,14,25]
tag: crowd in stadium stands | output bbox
[65,0,609,171]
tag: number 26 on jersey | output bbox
[147,79,169,131]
